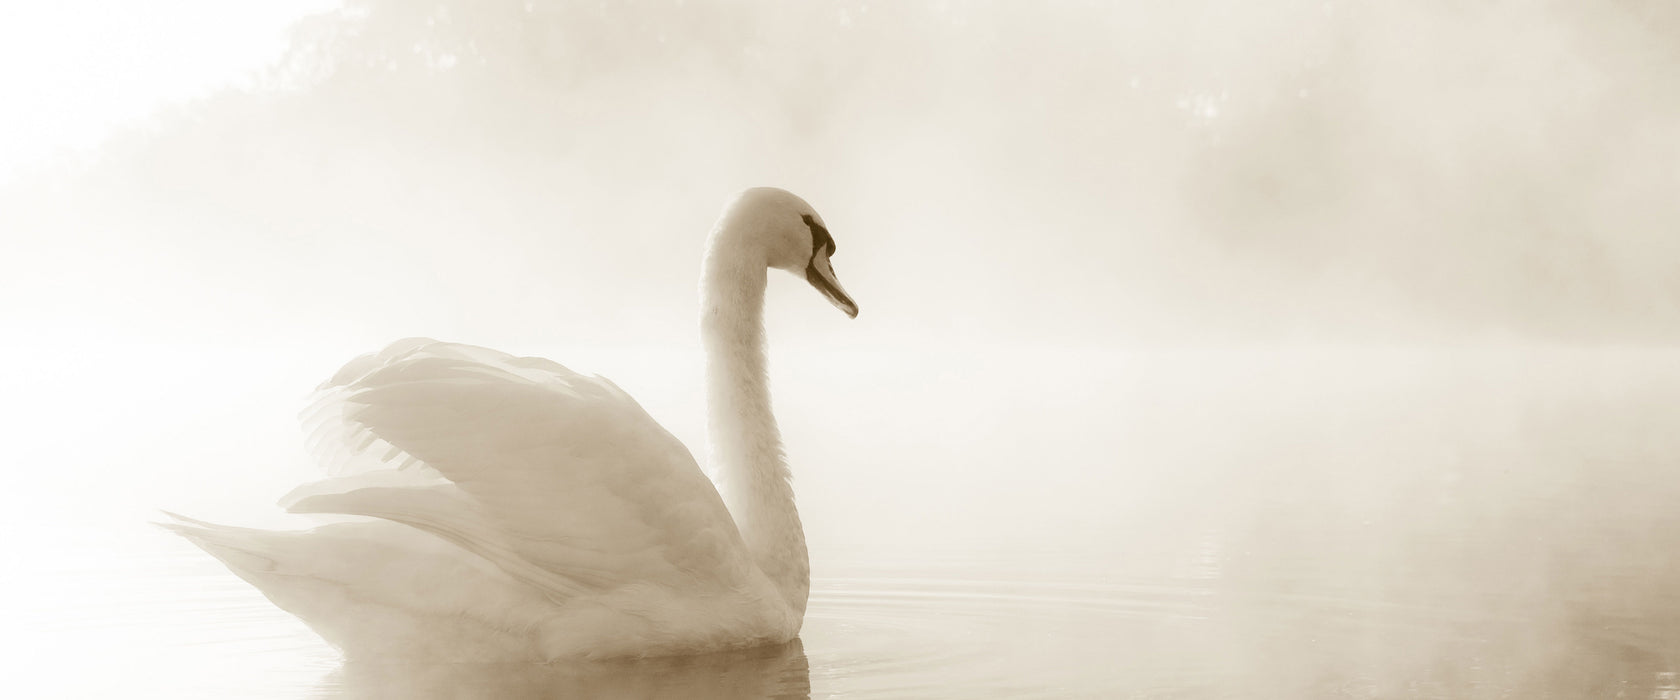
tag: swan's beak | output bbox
[806,254,858,318]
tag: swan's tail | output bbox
[156,511,354,651]
[156,511,292,578]
[156,512,562,661]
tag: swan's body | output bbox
[165,188,856,660]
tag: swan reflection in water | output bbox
[325,639,810,700]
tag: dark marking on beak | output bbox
[802,214,835,257]
[801,213,855,317]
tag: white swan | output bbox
[164,187,857,661]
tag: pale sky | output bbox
[0,0,336,181]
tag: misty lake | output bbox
[4,0,1677,694]
[5,348,1679,698]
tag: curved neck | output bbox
[700,234,810,618]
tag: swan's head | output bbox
[719,187,858,319]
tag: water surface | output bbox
[7,349,1679,698]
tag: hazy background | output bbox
[2,1,1679,694]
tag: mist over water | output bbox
[3,1,1678,697]
[7,0,1678,347]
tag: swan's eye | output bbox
[802,214,836,258]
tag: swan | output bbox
[163,187,857,661]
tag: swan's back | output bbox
[169,338,800,660]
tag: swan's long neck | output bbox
[701,233,810,618]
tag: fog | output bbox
[8,1,1679,348]
[2,1,1679,696]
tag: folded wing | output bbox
[286,338,752,603]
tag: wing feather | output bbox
[291,338,751,602]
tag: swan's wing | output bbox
[285,338,753,601]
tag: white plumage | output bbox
[164,188,857,660]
